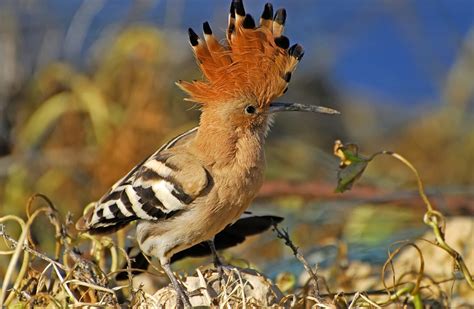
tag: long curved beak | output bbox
[269,102,340,115]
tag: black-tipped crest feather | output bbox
[233,0,245,16]
[275,35,290,49]
[274,8,286,25]
[289,44,304,60]
[203,21,212,35]
[229,1,235,18]
[243,14,256,29]
[188,28,199,46]
[261,3,273,20]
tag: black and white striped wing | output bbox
[84,154,207,234]
[78,128,205,234]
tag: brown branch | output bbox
[272,224,321,299]
[258,181,474,215]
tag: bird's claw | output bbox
[216,264,237,288]
[176,287,192,309]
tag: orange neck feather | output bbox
[192,110,266,169]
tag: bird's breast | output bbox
[208,150,266,222]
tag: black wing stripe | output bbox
[96,208,104,220]
[139,167,164,182]
[141,201,167,219]
[138,164,192,204]
[135,186,164,208]
[120,191,136,215]
[107,155,152,193]
[100,190,121,203]
[171,187,193,205]
[108,203,127,219]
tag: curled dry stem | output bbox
[376,151,473,289]
[115,246,134,290]
[0,206,52,306]
[0,194,78,306]
[381,242,424,307]
[26,193,67,261]
[80,233,118,274]
[369,151,434,212]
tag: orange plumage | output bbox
[176,2,304,108]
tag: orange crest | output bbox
[176,0,304,107]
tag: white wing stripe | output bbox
[144,160,173,177]
[90,213,100,225]
[101,204,115,219]
[116,198,134,217]
[152,181,184,211]
[126,186,155,220]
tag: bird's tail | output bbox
[115,214,283,280]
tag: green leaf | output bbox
[335,160,369,193]
[333,140,371,193]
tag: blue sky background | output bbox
[32,0,474,105]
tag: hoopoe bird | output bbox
[76,0,338,307]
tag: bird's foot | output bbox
[175,285,192,309]
[215,263,239,290]
[162,262,192,308]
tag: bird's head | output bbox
[177,0,338,134]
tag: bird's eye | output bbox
[245,105,257,115]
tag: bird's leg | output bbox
[161,262,191,309]
[207,239,223,267]
[207,239,232,288]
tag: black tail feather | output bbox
[115,215,283,280]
